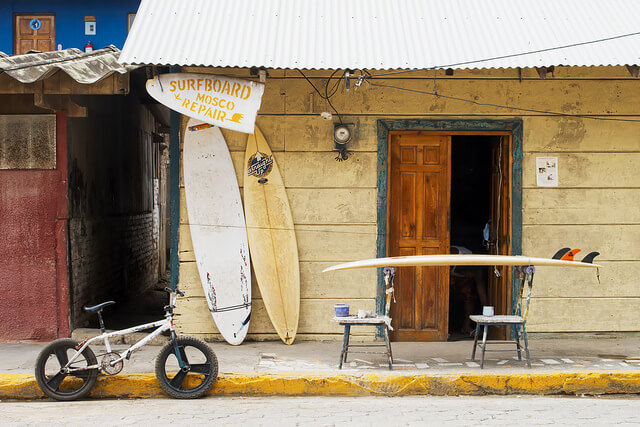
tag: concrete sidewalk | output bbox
[1,335,639,399]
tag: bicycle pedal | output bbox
[125,352,132,360]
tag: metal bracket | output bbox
[535,66,554,79]
[250,66,268,83]
[34,91,87,117]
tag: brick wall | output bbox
[69,213,158,327]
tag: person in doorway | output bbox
[450,246,489,335]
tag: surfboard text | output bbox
[169,78,252,100]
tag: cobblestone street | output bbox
[2,396,639,426]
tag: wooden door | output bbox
[14,14,55,55]
[388,132,451,341]
[487,136,512,338]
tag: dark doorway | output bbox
[448,135,500,340]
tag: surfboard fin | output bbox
[242,312,251,326]
[552,248,572,259]
[283,331,294,344]
[581,252,600,264]
[561,248,581,261]
[188,123,214,132]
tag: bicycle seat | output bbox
[83,301,116,313]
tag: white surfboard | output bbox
[323,254,601,272]
[183,118,250,345]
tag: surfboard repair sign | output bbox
[146,73,264,134]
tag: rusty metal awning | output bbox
[0,46,140,85]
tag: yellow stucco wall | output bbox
[176,66,640,340]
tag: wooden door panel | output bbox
[400,172,417,238]
[418,265,437,328]
[422,172,441,240]
[400,146,417,164]
[37,19,53,36]
[19,19,33,36]
[417,246,447,330]
[36,39,54,52]
[422,146,440,165]
[19,40,34,54]
[396,247,416,329]
[389,132,451,341]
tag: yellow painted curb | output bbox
[2,372,639,400]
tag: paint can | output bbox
[482,306,495,316]
[334,304,349,317]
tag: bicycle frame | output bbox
[63,293,180,374]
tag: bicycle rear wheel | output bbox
[155,336,218,399]
[34,338,98,401]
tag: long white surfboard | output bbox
[183,118,250,345]
[323,254,601,272]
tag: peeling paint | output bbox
[2,372,640,400]
[549,118,587,149]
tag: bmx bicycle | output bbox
[35,287,218,400]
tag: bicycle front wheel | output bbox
[155,336,218,398]
[34,338,98,401]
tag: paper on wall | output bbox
[536,157,558,187]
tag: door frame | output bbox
[375,118,523,337]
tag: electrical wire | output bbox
[364,78,640,123]
[324,68,344,99]
[364,30,640,79]
[297,68,344,123]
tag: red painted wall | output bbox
[0,111,69,340]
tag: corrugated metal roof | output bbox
[0,46,140,84]
[119,0,640,70]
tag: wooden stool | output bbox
[334,316,394,369]
[470,266,534,368]
[333,267,396,370]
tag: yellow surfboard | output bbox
[244,126,300,344]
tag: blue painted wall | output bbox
[0,0,141,54]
